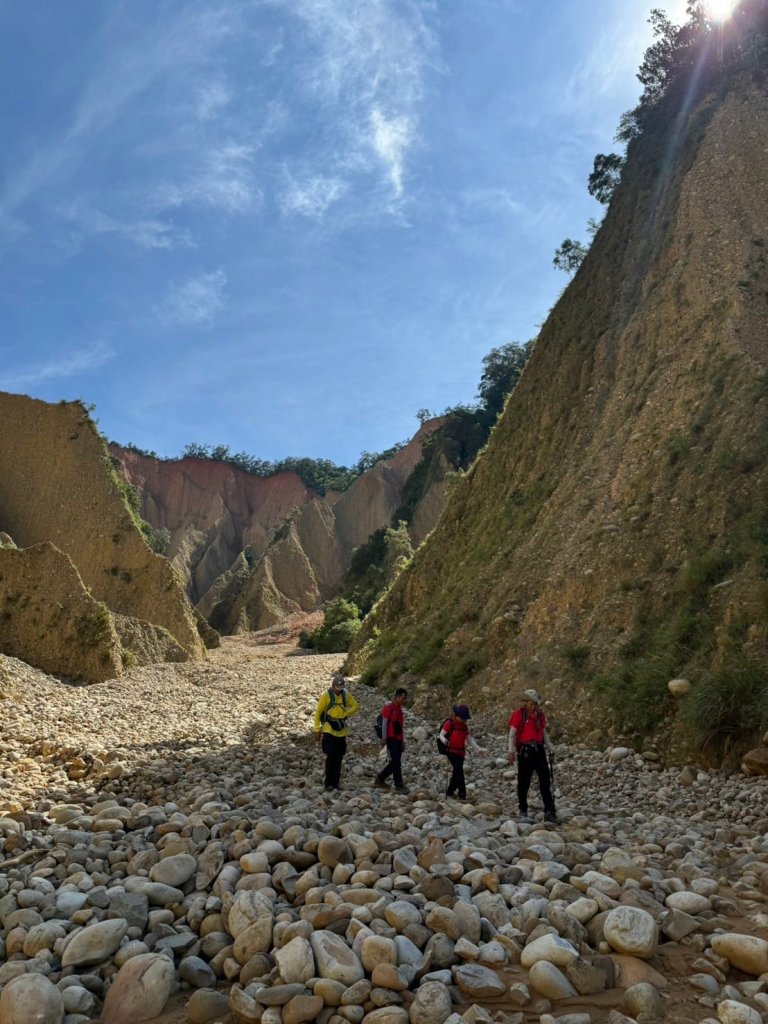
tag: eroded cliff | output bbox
[348,72,768,754]
[0,395,204,681]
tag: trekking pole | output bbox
[548,748,556,787]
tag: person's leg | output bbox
[376,749,393,784]
[534,747,557,815]
[517,747,535,814]
[323,735,346,788]
[321,733,334,788]
[388,740,404,788]
[446,753,462,796]
[455,756,466,799]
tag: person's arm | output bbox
[467,733,482,754]
[507,725,518,761]
[346,692,360,717]
[313,693,329,735]
[543,727,554,752]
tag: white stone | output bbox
[665,891,711,914]
[310,930,365,985]
[528,961,577,999]
[668,678,691,696]
[603,907,658,960]
[520,934,578,969]
[275,936,315,984]
[150,853,197,887]
[717,999,762,1024]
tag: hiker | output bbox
[439,704,485,801]
[507,688,558,823]
[313,671,359,792]
[374,687,408,793]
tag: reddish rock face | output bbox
[112,420,448,634]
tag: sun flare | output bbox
[706,0,738,22]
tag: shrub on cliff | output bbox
[300,598,362,653]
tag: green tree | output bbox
[553,238,588,275]
[588,153,625,205]
[476,342,532,420]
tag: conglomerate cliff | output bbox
[348,35,768,755]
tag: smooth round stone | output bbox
[187,988,231,1024]
[409,979,452,1024]
[283,993,324,1024]
[717,999,763,1024]
[711,934,768,977]
[603,907,658,959]
[240,852,270,874]
[521,934,578,969]
[528,961,578,999]
[254,984,308,1006]
[665,891,711,914]
[370,964,409,991]
[424,907,460,941]
[61,985,96,1015]
[566,898,599,924]
[310,930,365,985]
[150,853,197,887]
[114,940,150,967]
[101,952,175,1023]
[452,964,506,998]
[623,982,664,1020]
[0,974,64,1024]
[384,901,422,930]
[275,936,314,984]
[61,918,127,967]
[317,837,351,867]
[360,1009,409,1024]
[226,891,274,940]
[180,955,217,988]
[23,922,66,957]
[361,936,398,972]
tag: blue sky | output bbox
[0,0,688,466]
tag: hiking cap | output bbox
[523,689,542,704]
[332,672,345,685]
[453,704,470,720]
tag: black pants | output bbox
[517,743,556,814]
[321,733,347,788]
[446,752,466,799]
[377,739,404,788]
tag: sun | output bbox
[705,0,738,21]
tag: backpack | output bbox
[321,688,347,731]
[374,712,384,738]
[437,719,453,755]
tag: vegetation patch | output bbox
[680,657,768,758]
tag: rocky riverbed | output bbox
[0,636,767,1024]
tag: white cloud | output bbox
[269,0,437,202]
[370,109,412,197]
[60,202,194,250]
[279,174,348,219]
[155,142,261,214]
[0,342,115,390]
[196,78,232,121]
[158,269,227,327]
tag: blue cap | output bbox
[453,704,470,720]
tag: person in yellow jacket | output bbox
[313,671,359,791]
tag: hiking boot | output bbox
[519,811,531,823]
[544,811,560,824]
[395,785,409,794]
[374,778,388,789]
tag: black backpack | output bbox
[437,719,453,755]
[374,712,384,738]
[321,688,347,731]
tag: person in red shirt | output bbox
[507,689,558,824]
[375,687,408,793]
[439,704,485,801]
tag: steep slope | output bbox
[348,64,768,751]
[0,395,204,680]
